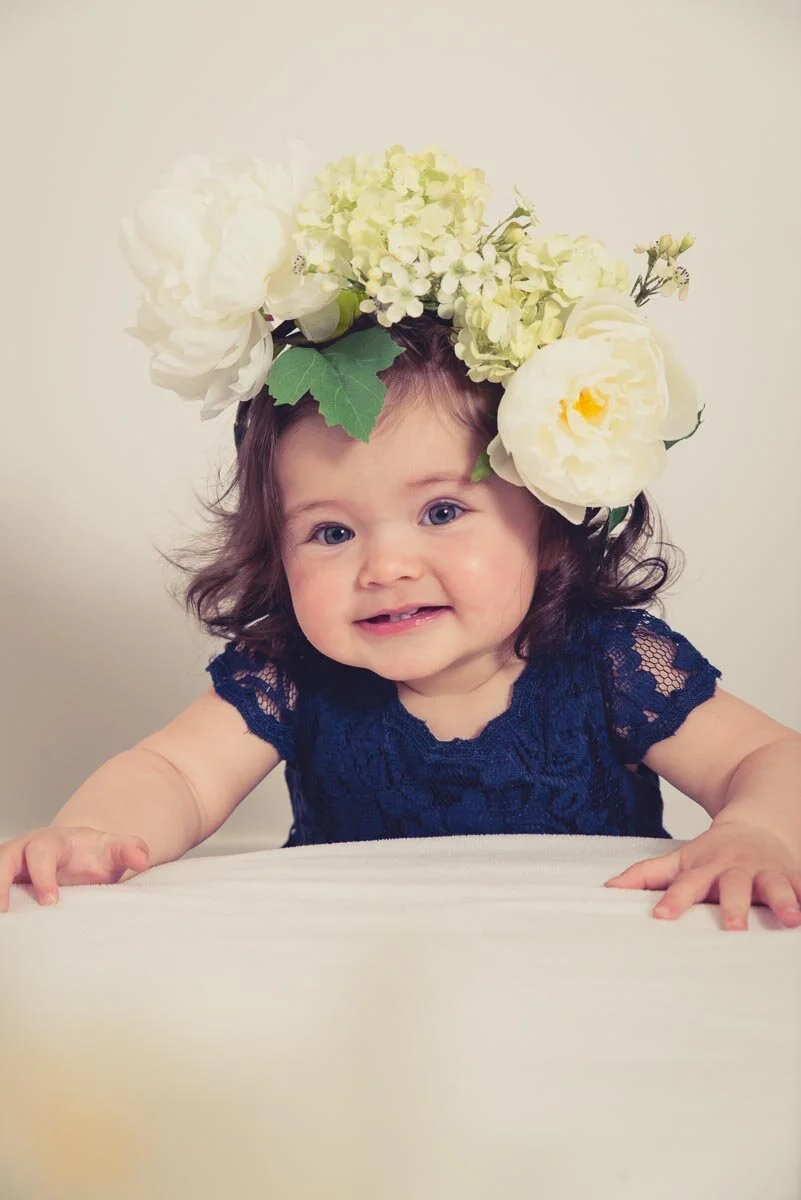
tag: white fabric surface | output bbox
[1,833,800,1200]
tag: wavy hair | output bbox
[163,310,683,668]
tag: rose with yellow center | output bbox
[567,387,606,423]
[487,289,699,524]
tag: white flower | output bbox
[447,230,631,384]
[452,286,540,383]
[655,258,691,300]
[487,289,699,523]
[516,233,630,304]
[361,260,430,326]
[451,281,564,384]
[119,141,334,418]
[296,144,489,326]
[511,185,539,225]
[460,243,512,300]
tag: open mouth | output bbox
[364,605,445,624]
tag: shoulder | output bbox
[205,638,314,761]
[584,602,681,642]
[582,604,718,677]
[207,639,300,707]
[207,637,377,711]
[574,607,798,813]
[577,604,723,764]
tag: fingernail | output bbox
[654,907,671,918]
[41,892,58,906]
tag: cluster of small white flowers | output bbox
[633,233,694,302]
[294,144,490,327]
[291,149,638,381]
[450,229,632,384]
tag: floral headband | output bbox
[119,141,700,532]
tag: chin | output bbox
[364,650,456,683]
[307,630,460,683]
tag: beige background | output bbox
[1,0,799,852]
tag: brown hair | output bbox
[162,311,682,668]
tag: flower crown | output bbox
[119,141,700,532]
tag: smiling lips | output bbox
[356,605,449,636]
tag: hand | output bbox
[0,826,150,913]
[604,821,801,930]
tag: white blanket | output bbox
[1,833,800,1200]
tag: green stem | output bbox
[631,258,665,306]
[480,207,534,246]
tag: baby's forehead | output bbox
[277,399,482,505]
[280,397,480,465]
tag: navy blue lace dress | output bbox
[206,605,721,846]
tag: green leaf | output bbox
[665,403,705,451]
[321,328,406,441]
[266,346,321,406]
[607,506,629,535]
[470,449,493,482]
[266,327,406,442]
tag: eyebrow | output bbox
[284,473,475,521]
[407,472,474,490]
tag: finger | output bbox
[653,867,717,920]
[752,870,801,929]
[108,838,150,878]
[124,840,150,870]
[0,841,27,913]
[717,867,755,931]
[605,850,681,891]
[24,837,68,906]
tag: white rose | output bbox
[487,289,699,523]
[119,141,335,419]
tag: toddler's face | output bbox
[277,395,540,691]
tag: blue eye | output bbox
[311,525,353,546]
[423,502,465,527]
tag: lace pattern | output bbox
[590,607,721,764]
[206,640,298,764]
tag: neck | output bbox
[398,643,526,701]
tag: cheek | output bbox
[446,532,537,615]
[282,553,351,634]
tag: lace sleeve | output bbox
[206,641,298,764]
[589,607,722,764]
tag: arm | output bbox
[607,687,801,927]
[51,687,282,868]
[641,687,801,854]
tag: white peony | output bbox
[487,289,699,524]
[119,141,335,419]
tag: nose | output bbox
[356,527,425,589]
